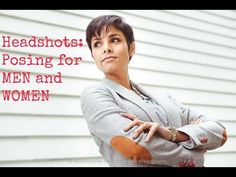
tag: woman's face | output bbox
[91,26,135,76]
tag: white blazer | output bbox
[80,78,227,167]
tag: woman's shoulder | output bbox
[80,82,111,98]
[136,82,171,100]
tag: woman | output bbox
[80,15,227,167]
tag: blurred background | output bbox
[0,10,236,167]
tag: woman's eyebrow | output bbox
[92,33,121,42]
[92,37,102,42]
[109,34,121,38]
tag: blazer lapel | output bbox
[135,83,181,127]
[102,78,160,123]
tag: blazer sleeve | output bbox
[167,95,228,150]
[80,86,205,167]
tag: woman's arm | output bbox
[167,95,228,150]
[120,112,190,143]
[80,86,205,167]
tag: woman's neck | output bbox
[105,73,131,90]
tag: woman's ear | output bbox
[129,42,135,58]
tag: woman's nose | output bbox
[103,43,112,53]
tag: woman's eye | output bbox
[112,38,119,43]
[93,42,101,48]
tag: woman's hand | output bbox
[120,112,161,143]
[120,112,191,143]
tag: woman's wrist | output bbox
[157,126,190,143]
[156,126,172,141]
[175,130,190,142]
[168,126,177,142]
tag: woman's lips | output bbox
[102,56,117,62]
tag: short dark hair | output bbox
[86,15,135,53]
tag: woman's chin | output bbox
[103,66,118,75]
